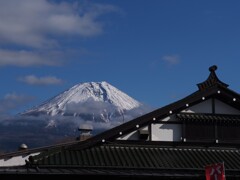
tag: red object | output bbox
[205,163,225,180]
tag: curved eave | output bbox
[68,84,240,150]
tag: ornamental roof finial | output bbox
[209,65,217,72]
[197,65,228,91]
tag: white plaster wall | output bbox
[215,99,240,114]
[161,115,177,122]
[118,126,149,140]
[118,116,180,141]
[181,98,240,115]
[117,130,139,140]
[181,99,212,113]
[151,123,182,141]
[140,126,148,131]
[0,152,40,167]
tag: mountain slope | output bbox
[22,81,143,122]
[0,82,151,152]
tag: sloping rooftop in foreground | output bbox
[1,143,240,179]
[1,65,240,179]
[31,144,240,170]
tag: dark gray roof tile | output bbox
[30,144,240,171]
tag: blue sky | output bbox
[0,0,240,115]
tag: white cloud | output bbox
[0,1,118,67]
[18,75,64,86]
[0,49,63,67]
[162,54,180,65]
[0,0,118,48]
[0,93,34,114]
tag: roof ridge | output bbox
[197,65,229,91]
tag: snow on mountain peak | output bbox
[23,81,142,117]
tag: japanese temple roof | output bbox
[29,144,240,169]
[177,113,240,124]
[2,65,240,179]
[0,166,207,178]
[62,66,240,150]
[197,65,229,91]
[1,144,240,178]
[22,143,240,178]
[2,65,240,159]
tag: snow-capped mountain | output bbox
[0,82,151,152]
[22,81,143,122]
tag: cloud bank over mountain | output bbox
[0,81,153,152]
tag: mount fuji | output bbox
[22,81,147,124]
[0,82,152,152]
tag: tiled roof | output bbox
[2,66,240,179]
[177,113,240,124]
[30,144,240,171]
[2,67,240,159]
[0,166,206,178]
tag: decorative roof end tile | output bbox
[197,65,229,91]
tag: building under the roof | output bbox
[1,65,240,179]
